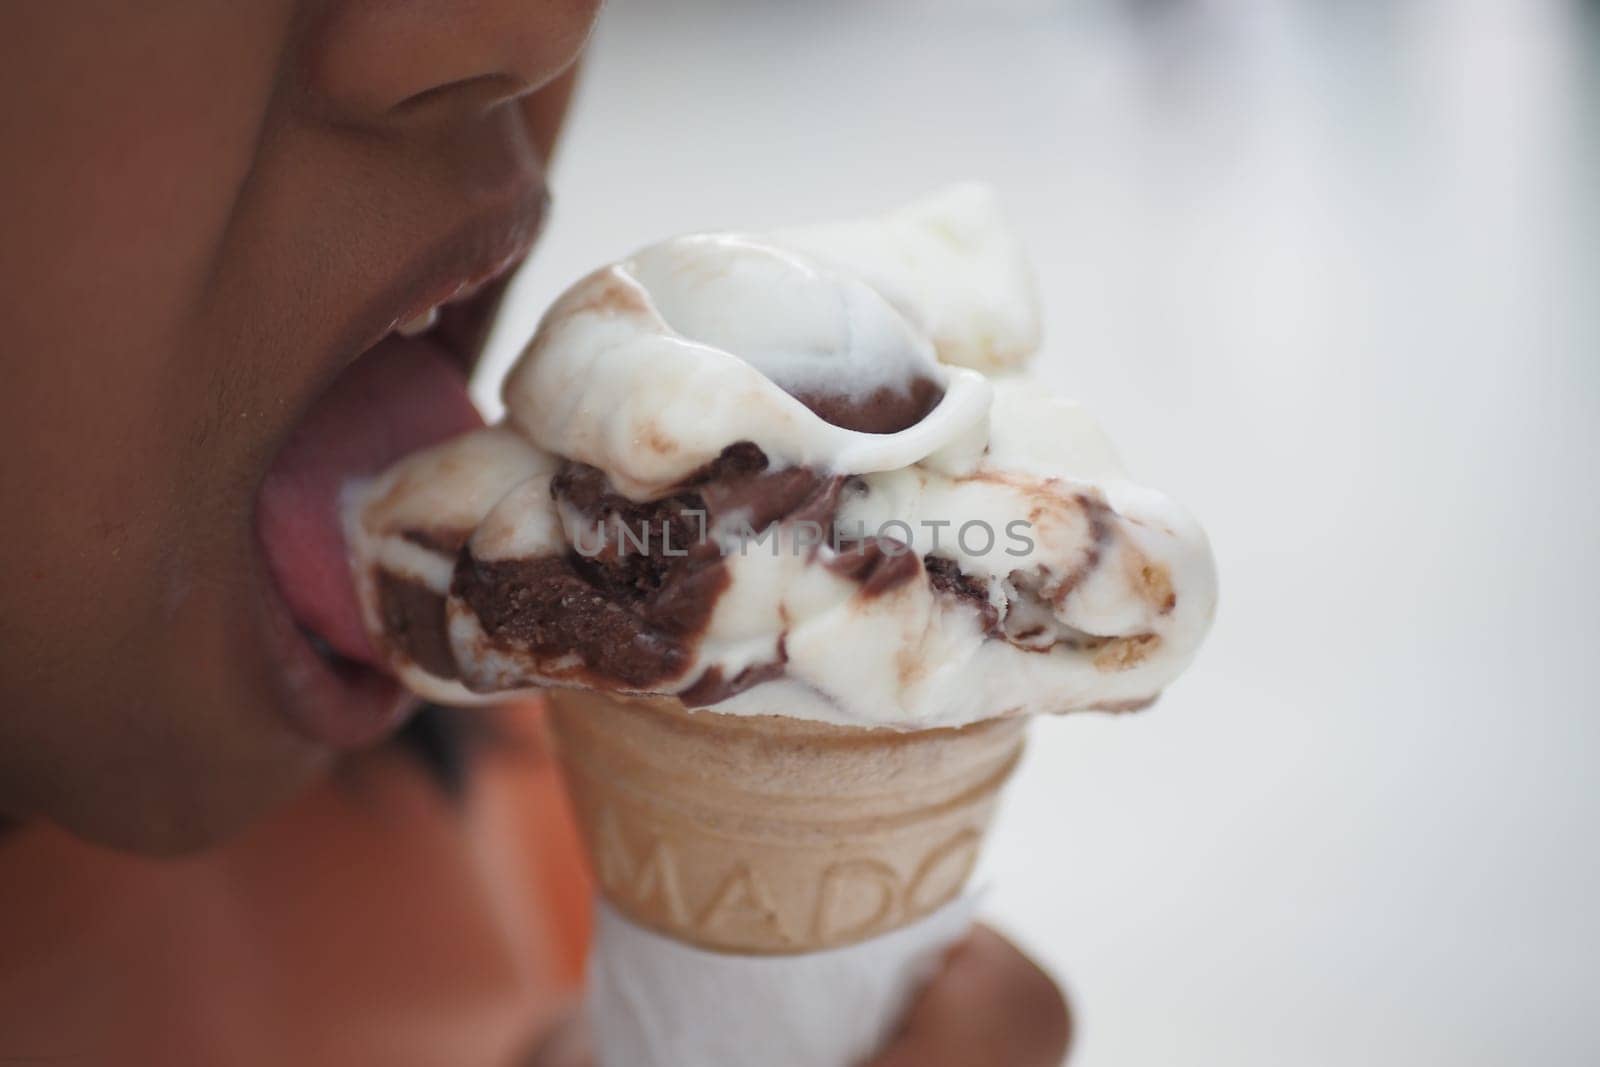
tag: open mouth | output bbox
[254,224,537,749]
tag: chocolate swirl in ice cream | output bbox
[451,443,844,701]
[792,376,945,435]
[377,569,460,680]
[345,185,1218,727]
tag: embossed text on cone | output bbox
[546,691,1026,955]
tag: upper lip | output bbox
[338,178,549,369]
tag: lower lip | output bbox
[258,568,413,750]
[255,333,486,749]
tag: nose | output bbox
[304,0,601,119]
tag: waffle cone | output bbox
[545,690,1026,955]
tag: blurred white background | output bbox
[479,2,1600,1063]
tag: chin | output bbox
[50,709,331,857]
[70,767,326,858]
[45,609,343,856]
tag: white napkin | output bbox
[584,895,978,1067]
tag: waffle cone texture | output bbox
[546,691,1026,955]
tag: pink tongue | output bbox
[257,335,482,665]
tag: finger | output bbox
[867,925,1072,1067]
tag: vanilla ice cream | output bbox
[346,185,1217,728]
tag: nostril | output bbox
[391,72,533,117]
[301,0,601,123]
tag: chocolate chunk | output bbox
[789,375,945,434]
[453,555,715,688]
[555,470,719,570]
[377,572,458,679]
[682,440,769,483]
[924,554,1001,634]
[679,639,789,707]
[828,537,922,596]
[700,467,842,532]
[454,443,842,693]
[683,442,845,532]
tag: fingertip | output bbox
[869,925,1072,1067]
[960,926,1073,1065]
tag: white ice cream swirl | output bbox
[347,184,1216,728]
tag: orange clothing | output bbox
[0,703,591,1066]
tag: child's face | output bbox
[0,2,599,852]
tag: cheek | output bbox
[0,4,290,616]
[5,4,289,326]
[0,2,294,580]
[0,3,312,841]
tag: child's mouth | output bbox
[253,219,537,749]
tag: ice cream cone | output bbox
[545,690,1026,955]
